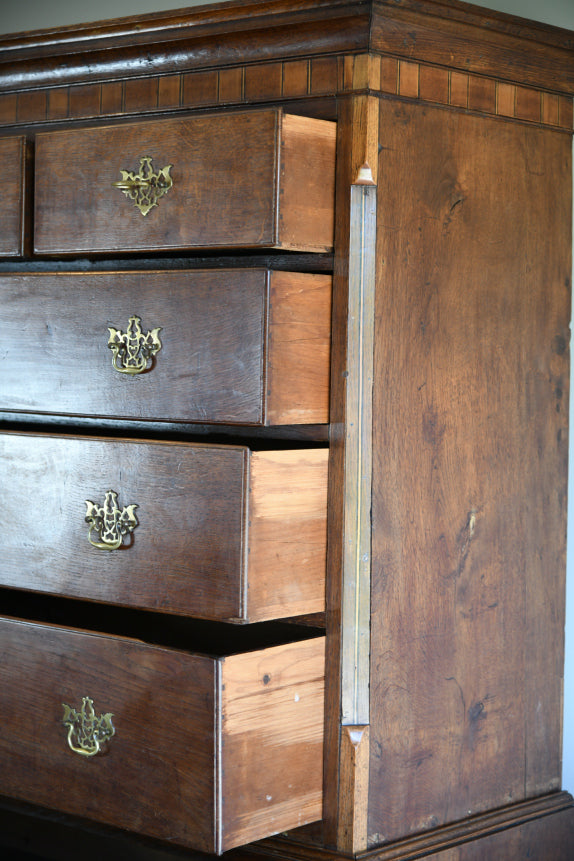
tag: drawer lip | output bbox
[0,268,332,427]
[0,615,325,854]
[0,431,328,623]
[33,109,336,255]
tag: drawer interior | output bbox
[0,587,325,657]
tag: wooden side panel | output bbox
[0,136,27,257]
[368,101,571,842]
[220,637,325,852]
[265,271,332,426]
[246,449,328,622]
[0,617,217,852]
[278,114,336,252]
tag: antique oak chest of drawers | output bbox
[0,1,573,860]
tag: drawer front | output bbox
[0,617,325,853]
[0,433,327,621]
[34,111,336,254]
[0,136,27,257]
[0,270,331,426]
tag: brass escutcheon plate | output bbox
[107,315,162,375]
[62,697,115,757]
[112,156,173,216]
[85,490,138,551]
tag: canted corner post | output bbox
[327,93,379,855]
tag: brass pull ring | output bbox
[112,156,173,216]
[85,490,138,551]
[108,315,162,375]
[62,697,115,757]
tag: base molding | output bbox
[0,792,572,860]
[249,792,574,861]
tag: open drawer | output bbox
[34,110,336,255]
[0,615,324,853]
[0,269,331,426]
[0,432,327,622]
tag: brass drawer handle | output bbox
[85,490,138,551]
[112,155,173,216]
[107,315,162,375]
[62,697,115,757]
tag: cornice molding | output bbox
[0,49,571,132]
[0,1,370,91]
[0,0,572,96]
[371,0,574,95]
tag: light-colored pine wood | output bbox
[278,112,337,252]
[265,270,332,426]
[246,449,328,622]
[220,637,325,853]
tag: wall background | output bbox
[1,0,573,795]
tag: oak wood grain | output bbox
[0,1,572,857]
[337,726,370,854]
[0,136,27,256]
[0,615,217,852]
[0,793,572,859]
[258,792,574,861]
[0,0,571,97]
[34,111,336,255]
[0,2,369,91]
[370,0,574,95]
[368,98,571,843]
